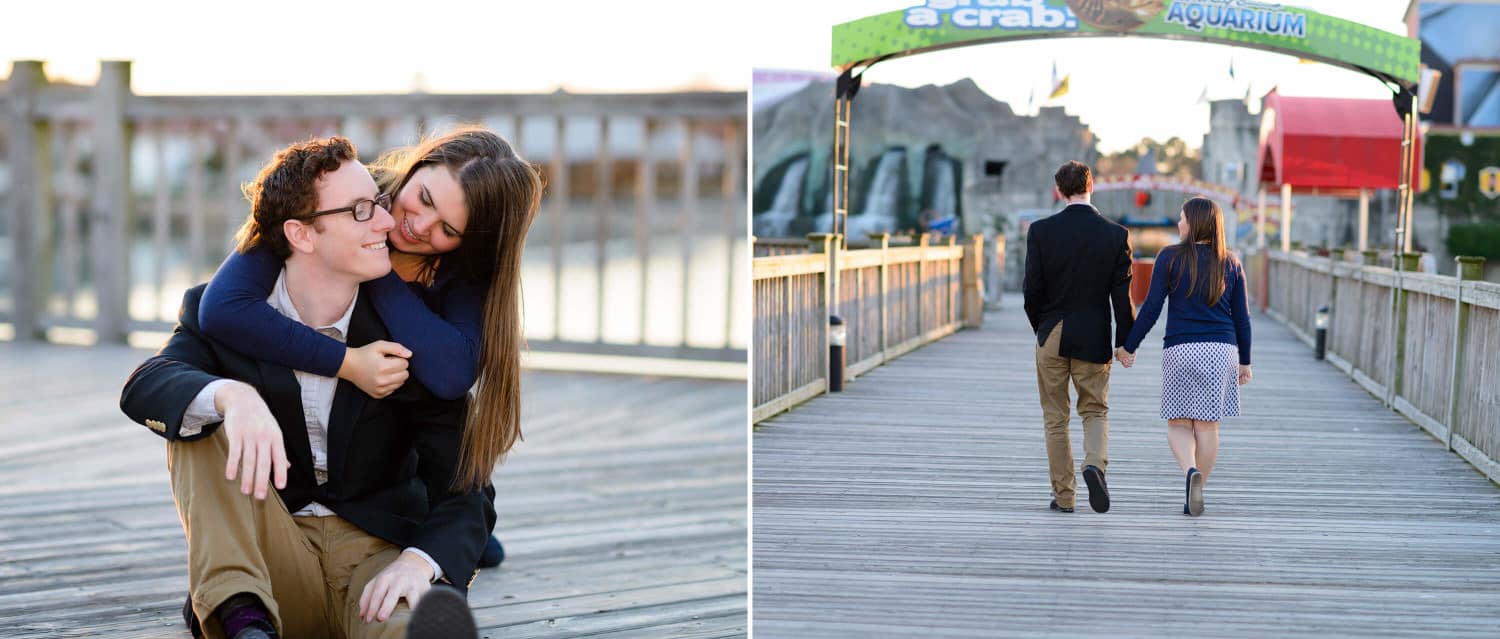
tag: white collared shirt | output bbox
[181,270,442,581]
[267,269,353,517]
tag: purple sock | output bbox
[218,595,273,637]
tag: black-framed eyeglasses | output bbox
[301,192,393,223]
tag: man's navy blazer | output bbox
[120,284,493,591]
[1022,203,1136,364]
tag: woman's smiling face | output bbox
[388,165,469,256]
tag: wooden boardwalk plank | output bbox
[753,304,1500,638]
[0,342,746,637]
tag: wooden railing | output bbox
[0,60,746,364]
[1260,249,1500,483]
[754,234,1007,303]
[752,238,813,257]
[752,232,984,422]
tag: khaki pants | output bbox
[1034,321,1110,508]
[167,428,412,639]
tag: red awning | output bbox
[1257,89,1420,197]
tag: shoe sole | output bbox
[1187,471,1205,517]
[1082,467,1110,513]
[407,586,477,639]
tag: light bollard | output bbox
[829,315,846,392]
[1314,305,1330,360]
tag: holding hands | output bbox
[340,340,412,398]
[1114,347,1136,368]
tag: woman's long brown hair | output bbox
[373,126,543,492]
[1167,196,1229,306]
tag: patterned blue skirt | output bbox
[1160,342,1240,421]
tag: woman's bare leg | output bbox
[1192,420,1220,480]
[1166,419,1196,473]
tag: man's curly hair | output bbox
[234,136,358,259]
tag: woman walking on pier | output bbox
[1116,197,1252,517]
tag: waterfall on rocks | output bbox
[927,153,956,231]
[753,156,809,237]
[859,149,905,227]
[816,147,905,241]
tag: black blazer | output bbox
[120,284,493,591]
[1022,203,1136,364]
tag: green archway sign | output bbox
[820,1,1424,311]
[832,1,1419,85]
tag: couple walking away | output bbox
[1023,161,1252,518]
[120,127,541,638]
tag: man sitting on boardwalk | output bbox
[1022,160,1136,514]
[120,137,488,639]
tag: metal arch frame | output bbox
[831,58,893,253]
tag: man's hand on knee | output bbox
[359,551,435,623]
[214,381,289,500]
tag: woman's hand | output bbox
[1238,364,1253,386]
[1114,347,1135,368]
[339,340,412,398]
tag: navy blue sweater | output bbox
[1123,245,1252,365]
[198,247,484,399]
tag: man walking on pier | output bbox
[1023,161,1135,514]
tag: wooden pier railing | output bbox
[1260,249,1500,483]
[1,60,746,364]
[752,233,984,422]
[753,234,1008,309]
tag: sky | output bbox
[3,0,1413,152]
[0,0,750,94]
[747,0,1415,152]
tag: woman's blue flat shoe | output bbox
[479,535,505,568]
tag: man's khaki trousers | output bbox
[167,428,413,639]
[1034,321,1110,509]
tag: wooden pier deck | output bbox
[753,304,1500,637]
[0,342,746,638]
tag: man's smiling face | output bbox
[304,160,395,283]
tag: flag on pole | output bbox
[1049,61,1069,100]
[1196,85,1209,105]
[1049,75,1070,100]
[1229,58,1236,80]
[1027,87,1035,112]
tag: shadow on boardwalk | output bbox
[754,303,1500,638]
[0,342,746,638]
